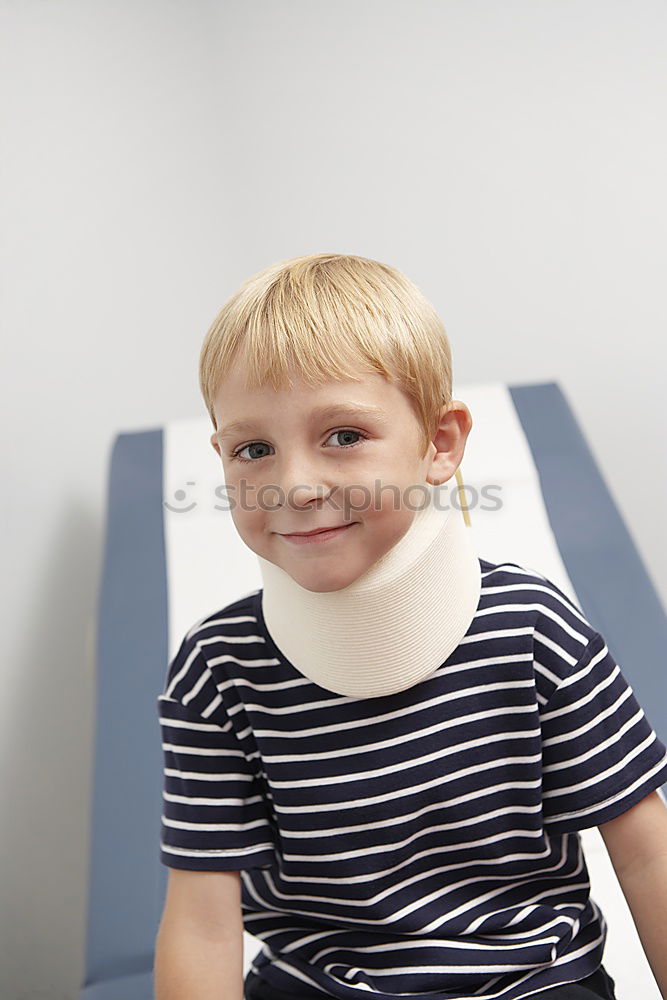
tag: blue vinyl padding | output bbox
[79,970,155,1000]
[80,429,169,997]
[509,383,666,736]
[79,384,666,997]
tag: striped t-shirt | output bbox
[157,558,667,1000]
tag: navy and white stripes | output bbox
[157,559,667,1000]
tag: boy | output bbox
[154,253,667,1000]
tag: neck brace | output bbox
[257,487,482,698]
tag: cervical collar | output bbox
[257,485,482,698]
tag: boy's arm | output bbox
[154,868,245,1000]
[599,789,667,999]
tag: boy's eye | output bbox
[232,441,271,462]
[231,428,367,463]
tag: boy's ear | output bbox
[426,401,473,486]
[210,432,221,457]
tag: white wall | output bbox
[2,1,666,996]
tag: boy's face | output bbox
[210,359,471,593]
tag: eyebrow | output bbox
[217,403,388,439]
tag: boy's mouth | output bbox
[278,523,357,545]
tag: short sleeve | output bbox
[540,630,667,833]
[157,631,279,872]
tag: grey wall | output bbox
[2,1,666,996]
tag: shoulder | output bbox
[182,588,262,647]
[160,588,262,709]
[479,556,582,617]
[478,556,602,690]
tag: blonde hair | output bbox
[199,253,453,460]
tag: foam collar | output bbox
[257,490,482,699]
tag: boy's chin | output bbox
[287,566,360,594]
[269,557,367,594]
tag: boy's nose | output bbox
[273,454,328,503]
[283,481,331,509]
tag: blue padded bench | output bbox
[78,381,667,999]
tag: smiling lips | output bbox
[283,525,345,536]
[279,523,355,545]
